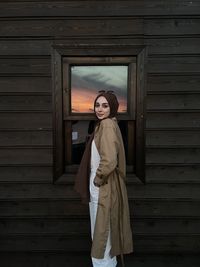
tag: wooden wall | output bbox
[0,1,200,266]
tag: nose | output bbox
[97,105,103,112]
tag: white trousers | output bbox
[89,195,117,267]
[89,141,117,267]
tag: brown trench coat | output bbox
[91,117,133,259]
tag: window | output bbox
[70,65,128,114]
[52,44,147,183]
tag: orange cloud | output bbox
[71,87,127,113]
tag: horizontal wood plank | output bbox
[0,77,51,93]
[0,95,52,111]
[146,130,200,146]
[1,37,200,56]
[0,19,143,37]
[0,148,52,165]
[0,251,91,267]
[148,56,200,74]
[0,1,199,17]
[0,234,199,252]
[146,112,200,128]
[0,183,200,199]
[0,38,145,56]
[146,37,200,55]
[1,199,199,217]
[0,166,52,182]
[145,18,200,36]
[0,252,200,267]
[0,40,51,56]
[146,165,200,182]
[147,93,200,110]
[0,112,52,129]
[147,74,200,92]
[0,164,199,183]
[1,217,199,235]
[0,58,50,75]
[146,147,200,164]
[0,130,52,146]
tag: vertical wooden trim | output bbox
[127,121,135,168]
[128,62,137,119]
[63,58,71,118]
[136,47,147,183]
[52,48,64,182]
[65,120,72,164]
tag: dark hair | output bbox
[94,90,119,118]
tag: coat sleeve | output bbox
[94,119,119,187]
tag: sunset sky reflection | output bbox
[71,66,128,113]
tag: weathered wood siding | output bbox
[0,1,200,265]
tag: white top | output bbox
[90,140,100,203]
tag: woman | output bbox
[75,91,133,267]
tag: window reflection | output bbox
[71,66,128,113]
[71,121,95,164]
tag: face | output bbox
[95,96,110,120]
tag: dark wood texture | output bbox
[64,121,72,165]
[1,182,200,199]
[1,217,200,235]
[0,1,199,17]
[148,74,200,92]
[0,1,200,264]
[0,112,52,129]
[127,121,135,165]
[0,166,53,182]
[0,77,51,92]
[0,57,51,75]
[0,130,52,146]
[0,19,143,37]
[1,253,200,267]
[136,47,147,182]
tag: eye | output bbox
[102,104,109,108]
[95,103,100,108]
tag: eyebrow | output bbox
[96,101,109,104]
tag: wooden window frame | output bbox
[63,57,136,120]
[52,43,147,184]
